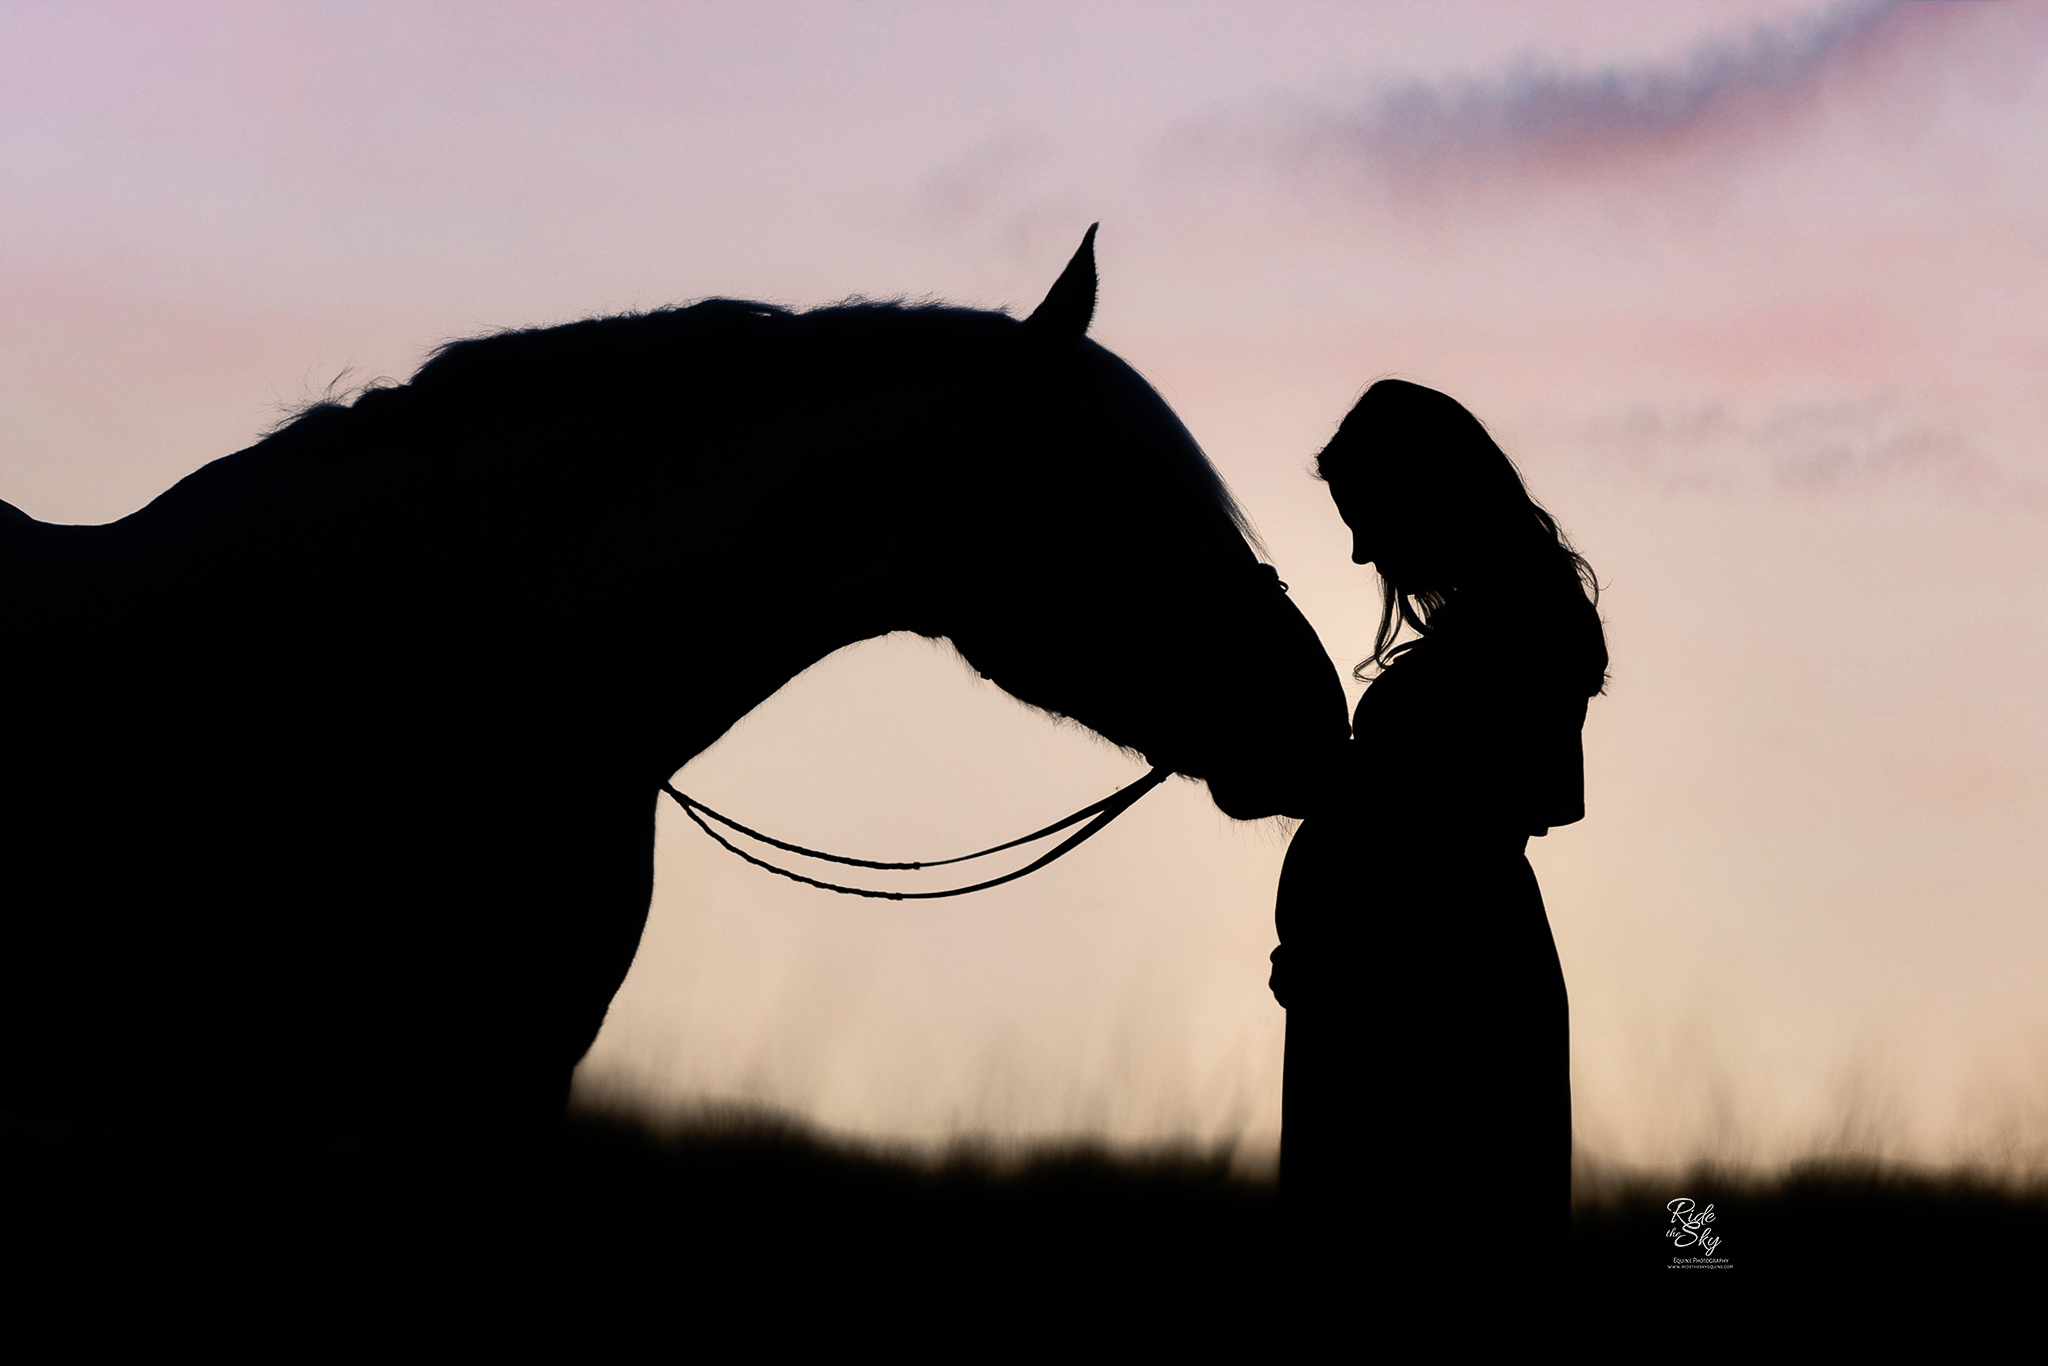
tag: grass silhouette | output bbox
[1573,1155,2046,1290]
[9,1103,2042,1329]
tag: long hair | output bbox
[1317,380,1605,695]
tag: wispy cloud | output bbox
[1327,0,1905,172]
[1170,0,1971,194]
[1580,394,2018,501]
[921,135,1051,227]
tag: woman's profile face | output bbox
[1324,453,1452,587]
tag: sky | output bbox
[5,0,2046,1175]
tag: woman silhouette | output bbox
[1271,380,1606,1280]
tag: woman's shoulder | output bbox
[1434,574,1604,691]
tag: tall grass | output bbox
[8,1102,2042,1322]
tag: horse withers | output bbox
[0,230,1347,1151]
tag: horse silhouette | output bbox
[0,230,1348,1146]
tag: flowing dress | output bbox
[1271,583,1597,1269]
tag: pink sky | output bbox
[6,1,2046,1172]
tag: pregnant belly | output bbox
[1273,818,1555,1010]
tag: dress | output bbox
[1271,582,1597,1272]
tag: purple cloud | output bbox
[1278,0,1928,181]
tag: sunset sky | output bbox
[5,0,2045,1173]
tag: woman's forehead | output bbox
[1321,441,1394,483]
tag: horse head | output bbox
[935,229,1349,819]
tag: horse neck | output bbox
[449,393,961,785]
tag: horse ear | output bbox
[1021,223,1098,342]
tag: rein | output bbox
[663,765,1171,900]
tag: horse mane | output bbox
[270,297,1261,553]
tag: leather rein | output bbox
[661,765,1170,901]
